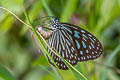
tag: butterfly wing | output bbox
[47,27,79,70]
[47,23,103,70]
[61,23,103,61]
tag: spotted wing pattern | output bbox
[61,23,103,61]
[47,23,103,70]
[47,28,78,70]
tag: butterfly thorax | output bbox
[49,20,63,31]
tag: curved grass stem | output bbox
[0,6,87,80]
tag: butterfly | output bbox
[35,17,103,70]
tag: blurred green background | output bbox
[0,0,120,80]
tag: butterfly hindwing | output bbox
[47,28,79,70]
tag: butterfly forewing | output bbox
[61,23,103,61]
[47,23,103,70]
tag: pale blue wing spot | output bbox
[56,32,59,51]
[98,42,100,46]
[51,32,57,47]
[66,43,70,54]
[71,47,75,50]
[65,49,68,57]
[81,30,85,33]
[95,51,97,53]
[83,56,86,60]
[66,39,70,46]
[70,56,72,59]
[55,62,57,64]
[83,37,87,41]
[56,57,58,61]
[81,57,83,60]
[93,56,96,58]
[86,50,89,53]
[64,27,72,34]
[71,54,73,57]
[61,30,73,40]
[97,47,99,50]
[88,34,92,37]
[97,54,99,57]
[60,31,66,43]
[62,52,64,58]
[49,32,55,46]
[58,45,61,54]
[74,30,80,38]
[59,58,61,62]
[91,43,95,48]
[68,34,73,40]
[87,56,89,59]
[89,55,91,58]
[75,40,80,49]
[70,25,78,29]
[69,60,71,62]
[92,52,94,54]
[89,37,95,43]
[51,53,53,57]
[60,34,65,50]
[89,45,92,49]
[93,38,96,41]
[82,34,87,38]
[58,63,60,66]
[78,58,80,60]
[80,51,83,55]
[61,64,63,67]
[82,41,86,48]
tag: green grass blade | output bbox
[0,6,63,80]
[101,44,120,80]
[41,0,54,16]
[20,0,50,35]
[36,1,87,79]
[0,64,16,80]
[94,0,120,35]
[60,0,78,22]
[55,50,88,80]
[39,65,60,80]
[0,5,87,80]
[23,7,64,80]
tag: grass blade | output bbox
[55,51,88,80]
[39,65,60,80]
[36,0,88,79]
[0,64,16,80]
[60,0,78,22]
[102,44,120,80]
[41,0,54,16]
[22,6,64,80]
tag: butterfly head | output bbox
[51,17,59,24]
[49,17,61,31]
[34,17,60,31]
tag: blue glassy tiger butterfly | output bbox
[35,17,103,70]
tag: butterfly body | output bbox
[36,18,103,70]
